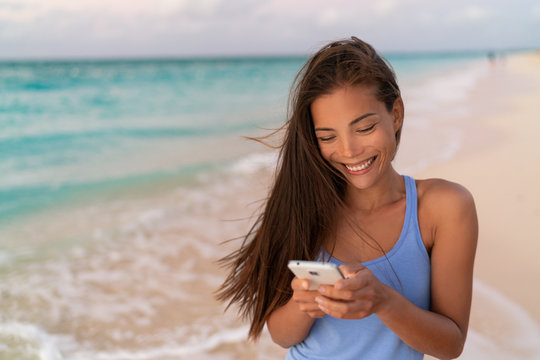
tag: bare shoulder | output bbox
[415,178,477,249]
[416,178,475,215]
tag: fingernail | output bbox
[302,281,308,290]
[318,287,326,294]
[315,297,322,303]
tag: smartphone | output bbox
[287,260,344,290]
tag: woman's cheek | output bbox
[319,145,334,163]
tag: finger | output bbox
[307,310,325,318]
[298,301,322,312]
[318,284,358,301]
[291,277,311,291]
[292,290,320,304]
[339,262,366,279]
[296,300,324,314]
[292,280,322,303]
[314,295,350,315]
[315,296,371,319]
[319,273,370,298]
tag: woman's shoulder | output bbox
[415,178,473,201]
[414,177,476,224]
[412,178,477,250]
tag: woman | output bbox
[217,37,478,359]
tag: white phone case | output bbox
[288,260,344,290]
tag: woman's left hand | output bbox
[315,262,390,319]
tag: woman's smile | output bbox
[343,155,377,174]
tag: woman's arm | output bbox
[266,278,325,348]
[315,180,478,359]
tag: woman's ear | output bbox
[392,97,404,133]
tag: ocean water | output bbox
[1,52,539,359]
[0,52,491,224]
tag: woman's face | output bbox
[310,84,403,191]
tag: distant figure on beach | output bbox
[217,37,478,359]
[487,51,496,64]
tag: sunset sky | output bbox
[1,0,539,59]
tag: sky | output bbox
[0,0,539,59]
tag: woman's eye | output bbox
[318,136,335,142]
[358,124,376,133]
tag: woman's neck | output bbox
[344,168,405,213]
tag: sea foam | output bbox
[461,280,540,359]
[89,326,249,360]
[0,321,65,360]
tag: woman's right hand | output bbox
[291,277,326,318]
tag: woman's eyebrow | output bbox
[349,112,377,126]
[314,112,377,132]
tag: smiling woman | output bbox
[217,37,478,360]
[311,85,403,186]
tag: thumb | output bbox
[339,262,365,279]
[292,277,311,290]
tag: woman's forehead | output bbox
[311,85,381,116]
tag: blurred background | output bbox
[0,1,539,359]
[1,0,539,58]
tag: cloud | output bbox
[373,0,398,15]
[533,5,540,18]
[317,8,341,27]
[446,5,493,23]
[0,0,230,46]
[462,5,492,21]
[0,0,224,27]
[0,0,538,58]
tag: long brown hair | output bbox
[216,37,403,340]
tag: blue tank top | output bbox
[285,175,431,360]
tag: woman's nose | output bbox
[338,136,361,158]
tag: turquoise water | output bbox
[0,57,303,224]
[0,52,492,225]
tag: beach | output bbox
[0,52,539,359]
[420,52,540,321]
[420,52,540,359]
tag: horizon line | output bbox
[0,47,536,63]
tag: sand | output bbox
[418,52,540,359]
[416,52,540,321]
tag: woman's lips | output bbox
[343,156,376,173]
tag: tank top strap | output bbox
[403,175,417,215]
[402,175,430,261]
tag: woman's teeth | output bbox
[345,157,374,171]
